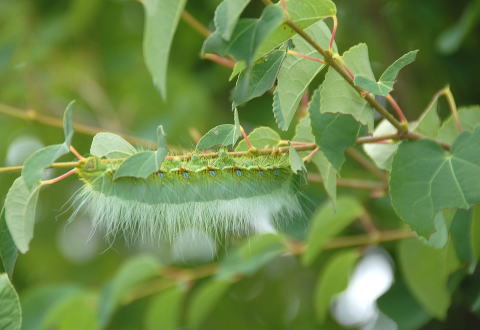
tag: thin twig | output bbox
[386,94,408,123]
[203,53,236,68]
[40,168,78,185]
[307,173,386,190]
[0,103,156,149]
[240,126,254,150]
[181,10,210,38]
[442,85,462,132]
[345,147,387,182]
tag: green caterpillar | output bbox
[73,152,303,242]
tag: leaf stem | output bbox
[307,174,386,190]
[40,168,78,185]
[180,10,210,38]
[69,146,85,160]
[287,50,325,63]
[346,147,387,182]
[386,94,408,123]
[283,19,406,134]
[442,85,462,132]
[202,53,236,68]
[240,126,254,150]
[329,16,338,50]
[302,147,320,162]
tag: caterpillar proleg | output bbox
[73,152,303,242]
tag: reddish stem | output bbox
[287,51,325,64]
[303,147,320,162]
[329,16,338,50]
[41,168,77,185]
[203,54,235,68]
[386,94,407,123]
[69,146,84,160]
[240,126,254,150]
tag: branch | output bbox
[307,174,386,190]
[0,103,156,149]
[280,17,424,140]
[124,228,415,303]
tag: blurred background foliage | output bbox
[0,0,479,329]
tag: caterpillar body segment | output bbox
[73,153,303,242]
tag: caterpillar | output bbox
[72,151,303,243]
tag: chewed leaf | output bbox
[235,127,280,151]
[142,0,187,99]
[22,144,69,189]
[90,133,137,159]
[355,50,418,96]
[4,177,41,253]
[196,122,241,151]
[390,127,480,236]
[213,0,251,41]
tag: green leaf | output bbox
[142,0,187,99]
[309,88,362,170]
[418,212,449,249]
[273,21,332,130]
[114,126,168,179]
[63,100,75,148]
[256,0,336,59]
[289,145,305,174]
[217,234,285,280]
[196,111,242,151]
[235,127,280,151]
[113,151,162,179]
[378,280,431,330]
[187,279,232,329]
[292,116,337,205]
[472,205,480,261]
[314,249,359,323]
[43,292,98,330]
[5,177,41,253]
[412,93,442,139]
[354,50,418,96]
[398,238,459,319]
[233,50,285,107]
[0,273,21,330]
[21,284,82,330]
[202,5,284,66]
[450,209,476,267]
[363,120,398,171]
[320,43,375,131]
[303,197,364,265]
[213,0,251,40]
[90,133,137,159]
[437,105,480,144]
[145,286,186,330]
[311,151,337,207]
[390,128,480,236]
[21,144,69,189]
[99,255,161,328]
[0,211,17,277]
